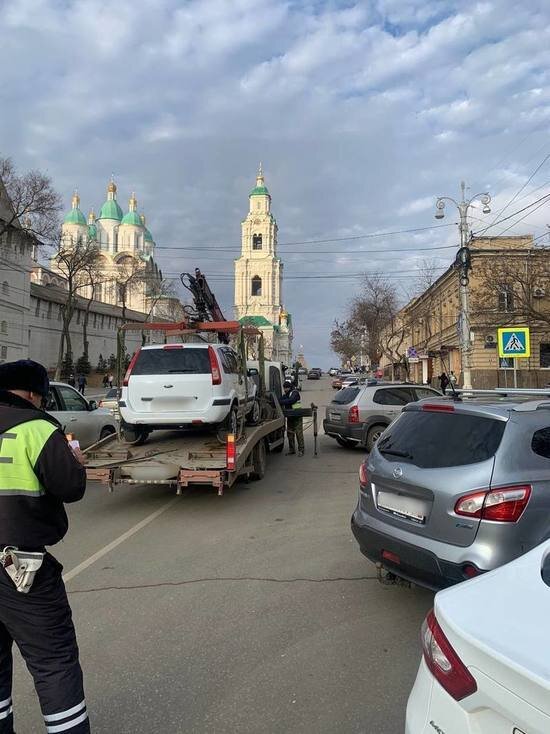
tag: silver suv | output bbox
[352,396,550,590]
[323,383,440,451]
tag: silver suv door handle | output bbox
[164,384,174,388]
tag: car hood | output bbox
[436,541,550,693]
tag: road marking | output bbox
[62,497,179,584]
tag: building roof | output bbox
[98,199,123,221]
[239,315,273,328]
[120,210,142,227]
[249,185,269,197]
[63,208,87,226]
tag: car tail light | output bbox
[123,349,141,387]
[226,433,236,471]
[208,346,222,385]
[163,344,184,350]
[382,549,400,565]
[359,462,369,487]
[421,609,477,701]
[348,405,360,423]
[421,403,455,412]
[455,484,531,522]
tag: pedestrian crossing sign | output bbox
[497,327,530,358]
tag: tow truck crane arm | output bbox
[180,268,230,343]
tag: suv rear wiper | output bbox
[167,369,196,373]
[378,447,413,459]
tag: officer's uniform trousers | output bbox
[0,552,90,734]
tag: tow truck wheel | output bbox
[250,439,267,480]
[121,425,149,445]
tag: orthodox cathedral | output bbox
[234,166,293,364]
[55,180,162,312]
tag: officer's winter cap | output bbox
[0,360,50,397]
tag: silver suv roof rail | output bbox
[451,388,550,397]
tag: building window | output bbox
[93,313,97,328]
[100,315,104,329]
[35,299,40,317]
[498,285,514,312]
[541,343,550,368]
[47,302,52,319]
[76,309,81,325]
[0,346,6,361]
[0,321,6,334]
[252,234,262,250]
[2,282,8,295]
[95,283,103,302]
[251,276,262,297]
[57,305,62,321]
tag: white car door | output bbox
[55,384,96,447]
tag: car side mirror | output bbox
[88,400,98,411]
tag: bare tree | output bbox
[52,238,102,379]
[472,247,550,328]
[0,156,62,243]
[330,319,359,366]
[348,275,399,367]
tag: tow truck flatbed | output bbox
[85,406,285,495]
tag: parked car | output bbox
[332,372,352,390]
[119,343,256,442]
[307,369,321,380]
[324,383,440,450]
[352,395,550,590]
[45,381,116,448]
[406,539,550,733]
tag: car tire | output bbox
[121,425,149,445]
[336,436,356,449]
[365,425,386,452]
[250,439,267,480]
[247,399,261,426]
[99,426,115,441]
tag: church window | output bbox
[252,234,262,250]
[251,276,262,297]
[256,201,260,210]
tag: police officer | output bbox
[0,360,90,734]
[280,379,304,456]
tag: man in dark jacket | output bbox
[279,380,304,456]
[0,360,89,734]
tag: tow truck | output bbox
[84,269,290,495]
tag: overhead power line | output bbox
[472,192,550,237]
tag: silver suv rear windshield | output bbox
[376,410,506,468]
[132,348,211,375]
[332,387,361,405]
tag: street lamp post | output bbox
[435,182,491,391]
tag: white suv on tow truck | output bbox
[119,343,257,443]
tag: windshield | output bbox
[132,348,211,375]
[376,411,506,468]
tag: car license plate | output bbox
[329,412,341,421]
[376,490,426,524]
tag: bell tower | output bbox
[234,164,283,324]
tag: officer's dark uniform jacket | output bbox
[279,388,302,409]
[0,389,86,549]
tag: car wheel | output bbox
[217,404,240,442]
[99,426,115,441]
[121,426,149,445]
[250,439,267,480]
[336,436,356,449]
[365,425,386,452]
[247,398,261,426]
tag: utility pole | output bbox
[435,182,491,390]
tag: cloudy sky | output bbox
[2,0,550,366]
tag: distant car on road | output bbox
[324,383,440,450]
[328,368,340,377]
[406,539,550,733]
[307,369,321,380]
[45,381,116,448]
[352,395,550,590]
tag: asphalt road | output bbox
[11,379,433,734]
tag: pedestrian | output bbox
[68,373,76,388]
[107,373,114,389]
[0,360,90,734]
[438,372,449,394]
[279,379,304,456]
[102,374,108,389]
[77,373,87,395]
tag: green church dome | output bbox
[98,199,123,221]
[64,208,87,226]
[249,185,269,197]
[120,211,142,226]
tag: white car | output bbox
[45,381,116,448]
[406,540,550,734]
[119,343,256,442]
